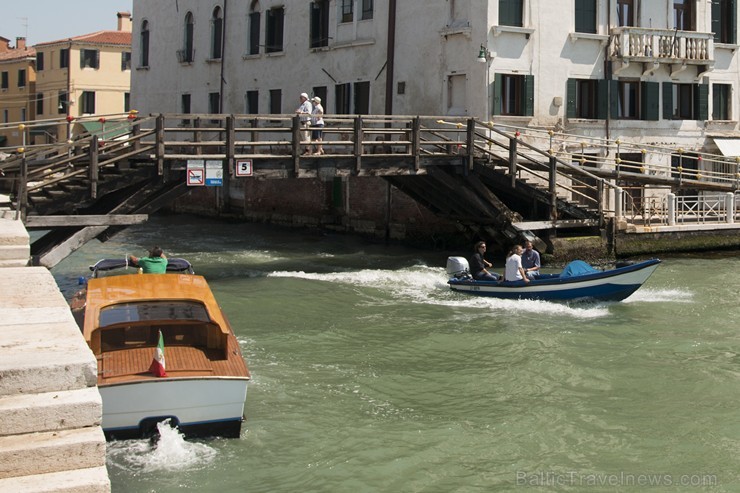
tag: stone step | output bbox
[0,268,97,397]
[0,387,101,437]
[0,218,30,246]
[0,244,30,262]
[0,466,110,493]
[0,258,30,268]
[0,427,106,480]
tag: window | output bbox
[81,91,96,114]
[20,108,26,121]
[121,51,132,70]
[36,52,44,71]
[447,74,467,115]
[211,7,224,59]
[312,86,327,109]
[182,94,191,114]
[182,12,195,62]
[493,74,534,116]
[616,0,636,27]
[124,93,130,112]
[575,0,597,34]
[713,83,731,120]
[712,0,736,44]
[266,7,285,53]
[246,90,258,114]
[361,0,374,20]
[341,0,353,23]
[354,81,370,114]
[249,7,260,55]
[311,1,330,48]
[58,92,69,114]
[663,82,708,120]
[17,69,26,88]
[269,89,282,114]
[1,72,8,89]
[567,79,608,119]
[615,80,638,119]
[60,48,69,68]
[2,110,7,123]
[335,83,351,114]
[36,93,43,115]
[608,80,658,120]
[674,0,693,31]
[209,92,221,114]
[499,0,523,27]
[140,20,150,67]
[81,49,99,69]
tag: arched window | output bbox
[211,6,223,59]
[182,12,195,63]
[140,20,150,67]
[248,1,261,55]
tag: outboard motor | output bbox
[446,256,470,279]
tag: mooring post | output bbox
[89,135,99,199]
[667,192,676,226]
[509,136,518,188]
[549,155,557,222]
[726,192,735,224]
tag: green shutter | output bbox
[712,83,721,119]
[642,81,660,121]
[524,75,534,116]
[731,0,737,44]
[662,82,673,120]
[566,79,577,118]
[609,80,619,119]
[575,0,597,34]
[712,0,721,42]
[597,79,609,119]
[695,84,709,120]
[500,0,522,27]
[493,73,502,115]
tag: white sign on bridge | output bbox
[186,160,205,186]
[235,159,253,177]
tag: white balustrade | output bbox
[611,27,713,64]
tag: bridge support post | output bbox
[509,137,518,188]
[155,115,165,177]
[412,117,420,171]
[292,114,301,175]
[667,192,676,225]
[549,155,557,221]
[726,192,735,224]
[89,136,99,200]
[354,116,363,173]
[223,115,234,211]
[466,119,475,171]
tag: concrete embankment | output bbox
[0,216,110,492]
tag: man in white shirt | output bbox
[505,244,530,282]
[295,93,313,155]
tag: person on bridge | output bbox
[470,241,499,281]
[129,246,168,274]
[521,240,541,279]
[504,244,529,283]
[311,96,325,155]
[295,93,313,155]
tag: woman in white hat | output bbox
[311,96,325,155]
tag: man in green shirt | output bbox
[129,246,168,273]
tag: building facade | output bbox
[0,37,36,148]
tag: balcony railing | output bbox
[610,27,714,64]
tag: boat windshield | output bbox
[99,301,210,327]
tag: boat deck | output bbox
[97,334,249,385]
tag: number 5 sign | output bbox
[235,159,253,177]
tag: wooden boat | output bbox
[71,258,250,440]
[446,257,661,302]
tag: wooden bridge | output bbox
[1,113,738,266]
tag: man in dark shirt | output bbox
[521,240,541,279]
[470,241,499,281]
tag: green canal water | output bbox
[51,216,740,492]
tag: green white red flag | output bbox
[149,330,167,377]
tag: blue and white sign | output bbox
[186,159,205,187]
[205,160,223,186]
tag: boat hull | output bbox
[448,259,661,302]
[100,377,249,440]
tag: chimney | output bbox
[0,37,10,53]
[15,37,26,50]
[117,12,132,32]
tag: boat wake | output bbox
[106,420,217,474]
[269,266,611,319]
[623,287,693,303]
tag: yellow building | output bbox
[32,12,132,144]
[0,36,36,148]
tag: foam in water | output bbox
[106,420,217,474]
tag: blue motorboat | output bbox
[446,257,661,302]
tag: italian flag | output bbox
[149,330,167,377]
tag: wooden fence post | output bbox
[156,114,165,176]
[89,135,99,199]
[412,117,420,171]
[354,116,363,173]
[292,114,301,175]
[509,137,518,188]
[549,155,558,222]
[466,119,475,171]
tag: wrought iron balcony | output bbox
[610,27,714,65]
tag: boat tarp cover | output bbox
[560,260,599,278]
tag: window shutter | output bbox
[662,82,673,120]
[566,79,577,118]
[711,0,721,42]
[597,79,609,119]
[695,84,709,120]
[731,0,737,44]
[80,51,85,69]
[609,80,619,119]
[493,73,502,115]
[95,51,100,69]
[524,75,534,116]
[642,81,659,121]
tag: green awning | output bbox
[78,120,130,140]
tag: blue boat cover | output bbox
[560,260,599,278]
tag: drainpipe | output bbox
[219,0,229,212]
[384,0,396,115]
[604,3,611,142]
